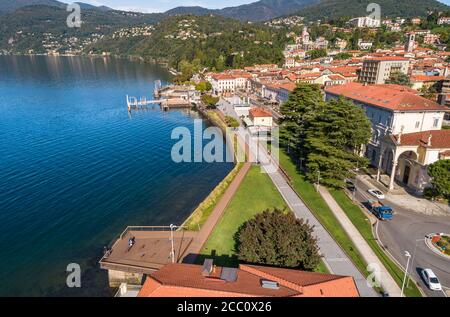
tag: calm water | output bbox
[0,55,233,296]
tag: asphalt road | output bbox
[352,176,450,297]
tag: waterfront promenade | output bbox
[101,140,252,272]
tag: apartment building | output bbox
[358,57,410,84]
[209,72,251,95]
[348,17,381,28]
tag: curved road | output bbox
[353,176,450,297]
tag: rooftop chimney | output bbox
[202,259,214,277]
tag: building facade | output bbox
[325,82,447,192]
[358,57,410,84]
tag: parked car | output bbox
[368,189,385,200]
[421,269,442,291]
[367,200,393,220]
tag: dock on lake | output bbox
[126,95,193,111]
[127,82,201,111]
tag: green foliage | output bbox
[427,159,450,200]
[308,49,327,60]
[334,52,352,60]
[304,97,371,188]
[224,115,240,128]
[296,0,449,22]
[236,209,321,270]
[195,81,212,92]
[281,84,371,188]
[280,83,324,159]
[201,94,219,108]
[91,15,288,74]
[386,72,412,87]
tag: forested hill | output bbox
[0,5,163,53]
[87,15,289,78]
[295,0,449,22]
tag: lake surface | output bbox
[0,55,233,296]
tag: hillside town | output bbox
[201,20,450,198]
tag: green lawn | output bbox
[198,165,287,267]
[329,189,423,297]
[278,150,371,280]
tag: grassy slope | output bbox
[199,165,287,266]
[329,189,423,297]
[198,163,329,272]
[278,150,370,277]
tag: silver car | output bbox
[421,268,442,291]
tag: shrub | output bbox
[235,209,321,270]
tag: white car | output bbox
[368,189,385,200]
[421,269,442,291]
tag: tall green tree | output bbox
[280,83,324,161]
[427,159,450,200]
[235,209,321,270]
[304,97,371,188]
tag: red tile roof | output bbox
[325,82,446,111]
[138,263,359,297]
[250,107,273,118]
[393,130,450,149]
[411,75,445,82]
[364,56,409,62]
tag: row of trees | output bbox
[280,83,372,188]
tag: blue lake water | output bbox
[0,55,233,296]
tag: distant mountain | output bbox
[165,0,449,22]
[294,0,450,21]
[165,6,214,16]
[219,0,319,21]
[166,0,319,21]
[0,0,112,14]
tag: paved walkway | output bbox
[317,187,402,297]
[184,163,252,262]
[236,128,378,297]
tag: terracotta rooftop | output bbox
[138,263,359,297]
[325,82,446,111]
[392,130,450,149]
[364,56,409,62]
[411,75,445,82]
[250,107,273,118]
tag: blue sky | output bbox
[62,0,450,13]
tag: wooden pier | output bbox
[126,95,193,111]
[127,81,201,112]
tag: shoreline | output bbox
[180,106,242,231]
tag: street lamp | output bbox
[407,238,425,288]
[316,170,321,192]
[170,224,176,263]
[401,251,411,297]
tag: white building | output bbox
[357,39,374,50]
[358,57,410,84]
[249,107,273,127]
[437,17,450,25]
[325,82,448,192]
[209,72,251,95]
[348,17,381,28]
